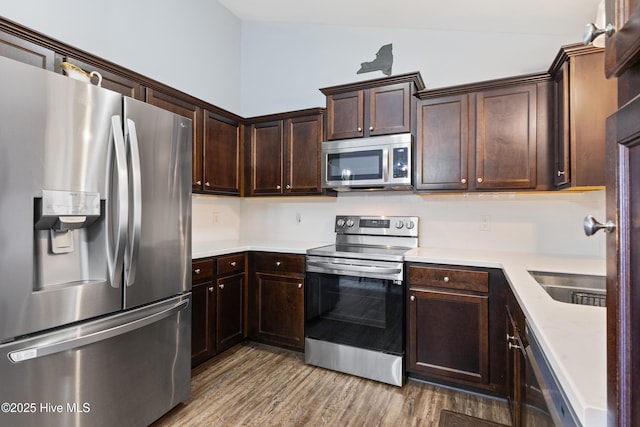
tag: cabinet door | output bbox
[284,114,323,195]
[253,273,304,350]
[553,61,570,187]
[326,90,364,140]
[0,31,56,70]
[408,289,489,384]
[203,111,241,195]
[191,282,215,366]
[604,0,640,78]
[146,88,202,191]
[475,85,537,189]
[506,307,526,427]
[249,120,283,195]
[415,95,469,190]
[368,83,411,136]
[216,272,244,352]
[61,57,145,100]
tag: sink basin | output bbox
[528,270,606,307]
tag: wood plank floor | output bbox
[152,342,512,427]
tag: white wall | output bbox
[193,190,606,258]
[1,0,242,112]
[239,22,581,116]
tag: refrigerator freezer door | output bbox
[0,56,124,342]
[0,293,191,427]
[122,98,192,308]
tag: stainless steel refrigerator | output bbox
[0,56,192,427]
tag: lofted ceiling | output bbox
[218,0,603,37]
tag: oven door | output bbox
[305,256,404,355]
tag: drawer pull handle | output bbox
[276,261,281,267]
[230,261,237,267]
[298,283,303,289]
[208,287,214,292]
[194,268,201,274]
[443,276,450,283]
[410,295,415,301]
[219,284,225,290]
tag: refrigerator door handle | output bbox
[124,118,142,288]
[108,115,129,289]
[7,298,189,363]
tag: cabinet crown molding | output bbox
[416,72,550,99]
[320,71,425,95]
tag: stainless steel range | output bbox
[305,215,419,386]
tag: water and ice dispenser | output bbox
[33,190,107,290]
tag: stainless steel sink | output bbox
[528,270,606,307]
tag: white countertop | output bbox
[192,240,606,427]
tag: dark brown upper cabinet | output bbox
[475,84,538,190]
[415,73,553,192]
[415,94,470,191]
[245,108,324,196]
[0,29,56,71]
[58,57,145,100]
[146,88,203,192]
[321,72,425,140]
[203,111,242,195]
[548,43,617,189]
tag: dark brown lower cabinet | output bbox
[216,272,244,353]
[506,296,527,427]
[191,255,245,367]
[407,263,506,394]
[248,252,305,351]
[408,288,489,384]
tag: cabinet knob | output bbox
[205,182,210,187]
[208,287,214,292]
[357,127,363,132]
[194,268,201,274]
[461,178,467,184]
[477,177,483,183]
[276,185,282,190]
[369,126,374,131]
[583,215,616,236]
[298,283,303,289]
[506,334,515,342]
[557,170,565,177]
[410,295,415,301]
[583,22,615,45]
[508,342,523,351]
[276,261,281,267]
[285,184,291,190]
[195,180,202,185]
[230,261,237,267]
[219,284,225,290]
[443,276,450,283]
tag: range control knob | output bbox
[395,221,404,229]
[346,219,355,228]
[406,221,415,230]
[336,218,346,228]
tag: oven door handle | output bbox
[306,260,402,276]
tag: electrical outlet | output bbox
[213,211,219,224]
[296,212,301,223]
[480,215,491,231]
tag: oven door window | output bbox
[326,149,384,182]
[305,271,403,355]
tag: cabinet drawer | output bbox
[192,258,214,283]
[409,265,488,293]
[254,252,305,275]
[217,253,245,276]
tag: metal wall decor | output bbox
[357,44,393,76]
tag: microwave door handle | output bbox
[107,116,128,289]
[383,147,390,183]
[124,118,142,288]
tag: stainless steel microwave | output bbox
[321,133,412,191]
